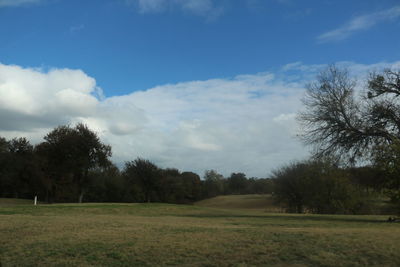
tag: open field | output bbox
[1,198,400,266]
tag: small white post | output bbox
[34,195,37,206]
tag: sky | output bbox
[0,0,400,177]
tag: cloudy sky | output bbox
[0,0,399,177]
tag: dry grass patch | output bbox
[195,194,282,212]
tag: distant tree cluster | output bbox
[271,159,378,214]
[0,125,273,204]
[202,170,274,198]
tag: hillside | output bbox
[195,194,282,212]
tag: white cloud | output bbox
[127,0,224,20]
[318,6,400,42]
[1,61,399,177]
[0,0,42,7]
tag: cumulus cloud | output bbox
[1,61,399,177]
[0,64,98,130]
[0,0,42,7]
[127,0,224,20]
[318,6,400,42]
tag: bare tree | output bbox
[299,65,400,163]
[299,66,400,212]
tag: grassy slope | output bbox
[1,199,400,266]
[195,194,281,212]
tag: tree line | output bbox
[0,128,273,204]
[0,122,388,214]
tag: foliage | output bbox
[228,172,248,194]
[0,137,42,199]
[203,170,225,197]
[35,123,111,203]
[372,140,400,212]
[84,164,125,202]
[123,158,162,203]
[272,160,368,214]
[122,160,203,204]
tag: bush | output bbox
[272,159,370,214]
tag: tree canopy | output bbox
[36,123,112,202]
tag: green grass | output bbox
[1,198,400,266]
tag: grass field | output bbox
[1,197,400,266]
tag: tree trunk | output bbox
[78,170,88,204]
[78,191,84,203]
[297,204,303,214]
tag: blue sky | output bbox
[1,0,399,95]
[1,0,400,176]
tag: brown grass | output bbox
[195,194,282,212]
[1,201,400,266]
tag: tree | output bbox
[72,124,112,203]
[180,171,202,202]
[0,137,44,199]
[37,124,111,203]
[272,160,366,214]
[372,140,400,211]
[272,162,310,213]
[203,170,224,198]
[228,173,248,194]
[8,138,39,199]
[0,137,13,197]
[123,158,161,202]
[246,178,274,194]
[347,166,383,193]
[84,163,124,202]
[299,66,400,210]
[299,66,400,160]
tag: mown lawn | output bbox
[1,200,399,266]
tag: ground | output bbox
[1,195,399,266]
